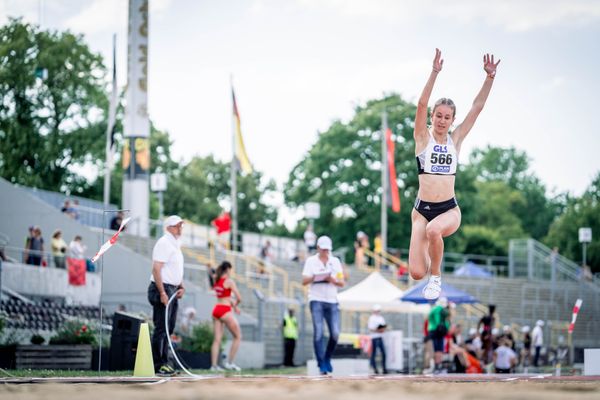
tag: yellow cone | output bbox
[133,322,155,377]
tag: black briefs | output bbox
[414,197,458,222]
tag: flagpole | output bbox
[230,75,238,252]
[103,34,117,209]
[381,111,388,254]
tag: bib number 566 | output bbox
[431,153,452,164]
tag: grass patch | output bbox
[0,367,306,378]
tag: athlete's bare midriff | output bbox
[217,296,232,305]
[417,174,456,202]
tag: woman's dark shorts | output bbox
[414,197,458,222]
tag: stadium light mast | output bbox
[122,0,151,237]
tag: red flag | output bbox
[67,258,86,286]
[386,128,401,213]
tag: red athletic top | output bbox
[214,277,231,298]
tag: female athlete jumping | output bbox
[409,48,500,299]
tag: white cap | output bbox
[184,306,196,316]
[521,326,530,333]
[468,328,477,336]
[536,320,545,327]
[503,325,511,332]
[492,328,499,335]
[164,215,183,227]
[317,235,332,250]
[373,304,382,312]
[436,297,448,307]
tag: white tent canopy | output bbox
[337,272,430,314]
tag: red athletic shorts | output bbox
[212,304,232,319]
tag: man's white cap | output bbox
[468,328,477,336]
[164,215,184,227]
[184,306,196,316]
[521,325,530,333]
[317,235,332,250]
[373,304,382,312]
[492,328,499,335]
[536,320,545,327]
[503,325,511,332]
[436,297,448,307]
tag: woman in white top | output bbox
[409,49,500,300]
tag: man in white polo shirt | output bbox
[302,235,345,375]
[147,215,185,376]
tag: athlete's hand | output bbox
[234,306,241,315]
[432,48,444,73]
[176,287,185,299]
[483,53,501,78]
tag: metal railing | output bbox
[509,239,599,289]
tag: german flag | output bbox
[232,87,253,174]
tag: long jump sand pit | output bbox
[1,375,600,400]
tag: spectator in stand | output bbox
[259,240,273,274]
[110,211,125,231]
[23,226,34,263]
[520,325,532,371]
[368,304,388,375]
[61,200,71,214]
[69,235,87,259]
[69,199,80,220]
[303,225,317,254]
[26,226,44,266]
[51,230,67,269]
[532,320,544,367]
[354,231,369,268]
[493,337,517,373]
[211,211,231,250]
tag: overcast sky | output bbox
[2,0,600,208]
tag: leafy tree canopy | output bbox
[0,19,108,193]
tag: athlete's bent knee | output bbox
[410,269,426,280]
[425,224,442,241]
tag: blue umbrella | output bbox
[453,261,493,278]
[400,281,479,304]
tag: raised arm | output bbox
[414,49,443,144]
[453,53,500,149]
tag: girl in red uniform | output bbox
[210,261,243,371]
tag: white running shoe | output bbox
[224,361,241,372]
[210,365,225,372]
[423,275,442,300]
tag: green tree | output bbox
[452,181,527,255]
[467,145,563,240]
[284,94,418,256]
[0,19,108,193]
[545,172,600,273]
[164,155,277,232]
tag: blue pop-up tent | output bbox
[400,281,479,304]
[453,261,493,278]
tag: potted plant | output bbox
[16,319,95,370]
[178,322,224,369]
